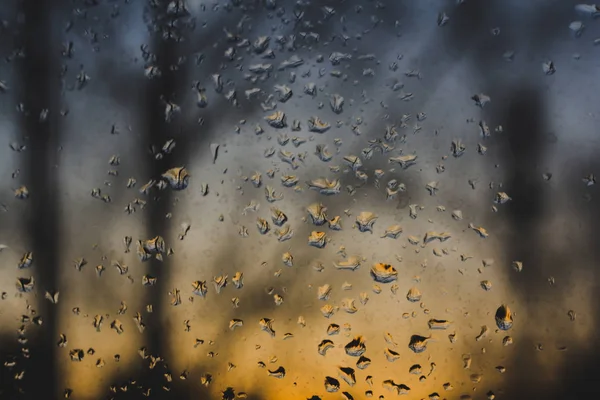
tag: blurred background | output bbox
[0,0,599,399]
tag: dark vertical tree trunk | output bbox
[139,1,191,396]
[17,0,62,399]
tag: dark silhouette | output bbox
[493,86,550,399]
[486,2,600,398]
[501,85,547,289]
[496,89,600,398]
[136,0,193,398]
[550,158,600,400]
[14,0,63,398]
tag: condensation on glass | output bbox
[0,1,599,400]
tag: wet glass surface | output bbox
[1,1,600,399]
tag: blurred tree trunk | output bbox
[17,0,63,398]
